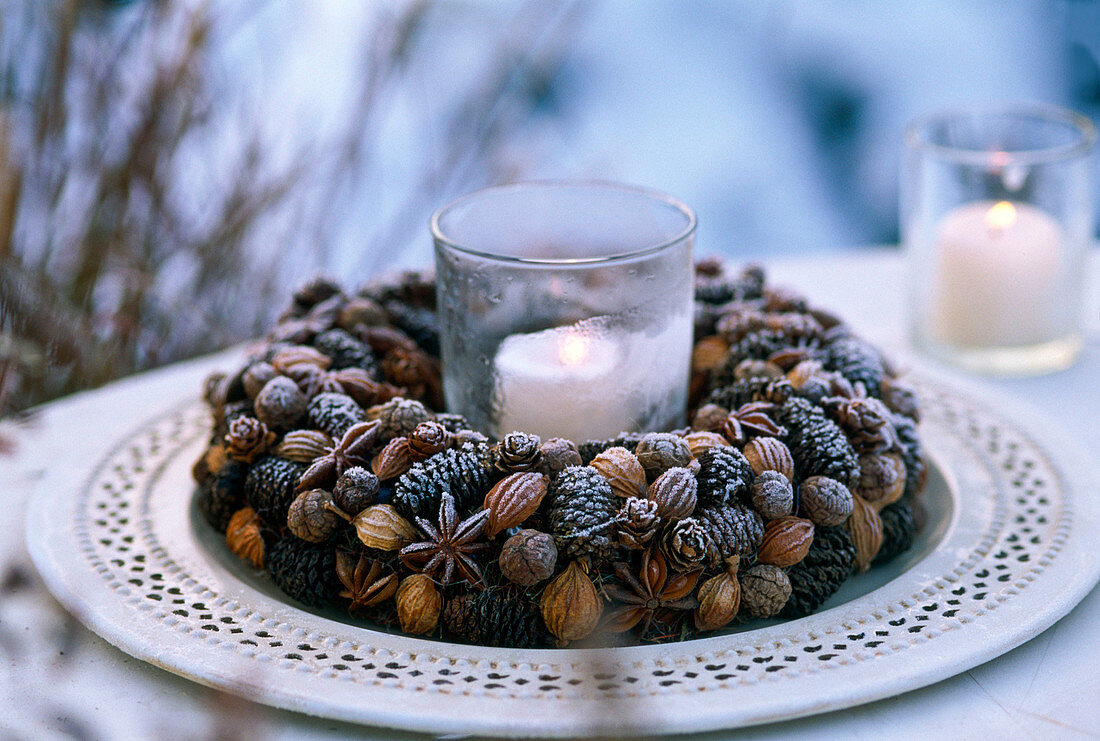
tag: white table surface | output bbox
[3,250,1098,740]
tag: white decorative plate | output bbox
[27,367,1100,737]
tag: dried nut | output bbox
[750,470,794,520]
[407,421,453,461]
[371,437,414,480]
[203,444,228,480]
[635,433,694,481]
[646,467,698,520]
[352,504,418,550]
[799,475,855,527]
[332,467,380,515]
[682,431,731,459]
[539,561,603,643]
[499,529,557,586]
[695,567,741,631]
[395,574,442,635]
[287,489,343,542]
[742,437,794,481]
[276,429,335,463]
[786,359,826,390]
[855,452,907,511]
[226,507,264,568]
[534,437,583,478]
[692,335,730,373]
[739,564,792,618]
[271,345,331,373]
[337,296,388,331]
[691,404,729,432]
[733,359,784,381]
[589,447,647,501]
[756,516,814,567]
[254,376,308,431]
[242,362,278,399]
[848,495,884,572]
[483,472,548,536]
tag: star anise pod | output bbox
[296,420,380,492]
[283,363,403,407]
[602,549,701,634]
[399,492,490,588]
[722,401,787,447]
[335,551,398,615]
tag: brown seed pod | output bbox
[276,429,335,463]
[733,359,784,381]
[739,564,791,618]
[395,574,442,635]
[225,507,264,568]
[483,472,548,536]
[848,494,884,572]
[407,421,453,461]
[690,404,729,432]
[646,467,698,520]
[287,489,343,543]
[371,437,414,480]
[534,437,583,478]
[695,559,741,631]
[352,504,418,550]
[253,376,308,432]
[539,561,603,643]
[271,345,331,373]
[756,516,814,568]
[799,475,855,527]
[692,335,730,373]
[682,431,731,459]
[242,362,278,400]
[635,433,694,481]
[498,529,557,586]
[589,447,647,501]
[854,452,907,511]
[742,437,794,481]
[750,470,794,521]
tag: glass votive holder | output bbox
[431,181,696,441]
[903,103,1096,375]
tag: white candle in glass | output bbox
[929,200,1063,347]
[492,322,634,441]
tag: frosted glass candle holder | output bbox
[903,104,1096,375]
[431,181,696,441]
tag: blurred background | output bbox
[2,0,1098,417]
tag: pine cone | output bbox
[546,466,617,564]
[774,396,859,487]
[495,431,542,473]
[383,299,440,356]
[197,459,248,533]
[695,503,764,567]
[891,413,925,498]
[695,447,755,507]
[245,456,307,527]
[873,499,917,566]
[306,392,367,439]
[661,518,710,572]
[314,328,376,373]
[443,591,543,648]
[822,337,884,396]
[578,433,644,465]
[391,448,490,520]
[265,536,340,608]
[616,496,660,549]
[707,377,793,410]
[782,525,855,617]
[435,413,471,434]
[370,397,432,440]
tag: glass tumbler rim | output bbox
[430,179,697,265]
[904,102,1096,167]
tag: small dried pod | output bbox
[695,562,741,631]
[271,345,331,373]
[540,561,603,643]
[372,437,414,480]
[396,574,442,635]
[799,476,854,527]
[848,495,884,572]
[742,437,794,481]
[786,359,826,391]
[352,504,418,550]
[854,452,907,511]
[733,358,784,382]
[407,421,453,461]
[499,529,557,586]
[739,564,792,619]
[287,489,344,543]
[646,467,698,520]
[534,437,583,478]
[332,467,380,515]
[276,429,335,463]
[682,431,731,459]
[254,376,308,432]
[616,496,660,549]
[750,470,794,520]
[756,516,814,568]
[225,507,264,568]
[242,362,278,399]
[337,296,388,330]
[691,403,729,432]
[692,335,730,374]
[483,472,549,536]
[225,416,276,464]
[635,433,694,482]
[590,447,647,501]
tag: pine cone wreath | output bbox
[782,525,855,617]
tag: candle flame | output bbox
[557,333,589,366]
[986,201,1017,231]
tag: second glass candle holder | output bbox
[431,181,696,441]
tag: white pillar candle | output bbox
[492,321,634,441]
[929,200,1063,347]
